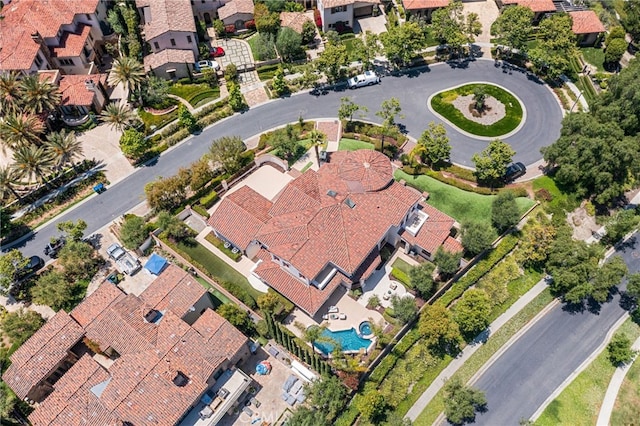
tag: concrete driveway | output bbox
[354,14,387,35]
[79,123,134,185]
[467,233,640,425]
[215,39,260,86]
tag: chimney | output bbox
[30,31,42,43]
[85,79,96,90]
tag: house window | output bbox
[85,13,91,20]
[154,41,160,50]
[59,58,74,66]
[34,53,43,67]
[331,6,346,13]
[187,35,192,43]
[170,38,176,46]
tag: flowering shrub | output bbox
[314,8,322,28]
[244,19,255,30]
[225,24,235,34]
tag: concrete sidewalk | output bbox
[596,335,640,426]
[405,279,550,421]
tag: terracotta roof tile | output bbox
[280,12,313,34]
[400,203,457,255]
[322,0,379,7]
[402,0,450,11]
[136,0,196,40]
[218,0,255,21]
[143,48,196,72]
[0,0,99,71]
[50,24,91,58]
[569,10,606,34]
[501,0,556,13]
[58,73,107,107]
[443,235,464,253]
[70,282,125,328]
[140,264,206,317]
[3,311,84,399]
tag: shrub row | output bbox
[368,354,399,384]
[220,281,256,308]
[553,87,571,110]
[442,164,477,182]
[437,234,520,308]
[334,402,360,426]
[391,267,411,288]
[191,204,209,219]
[200,189,219,208]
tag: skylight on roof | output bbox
[327,189,337,197]
[344,198,356,209]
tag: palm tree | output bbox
[0,72,21,115]
[0,113,45,152]
[45,129,84,170]
[0,165,22,201]
[100,102,136,132]
[18,74,62,114]
[12,145,54,187]
[308,129,326,165]
[108,56,145,103]
[294,321,337,353]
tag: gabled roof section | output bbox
[50,24,92,58]
[399,203,460,255]
[70,282,125,328]
[569,10,606,34]
[218,0,256,21]
[58,73,107,107]
[280,12,313,34]
[3,311,84,399]
[402,0,450,11]
[143,48,196,72]
[136,0,196,40]
[501,0,556,13]
[140,264,206,318]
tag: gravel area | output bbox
[452,95,506,125]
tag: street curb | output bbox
[530,312,630,421]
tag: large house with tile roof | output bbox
[568,10,606,46]
[402,0,450,21]
[495,0,556,21]
[208,150,461,316]
[2,264,250,426]
[316,0,380,32]
[0,0,110,75]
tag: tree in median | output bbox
[209,135,245,174]
[461,221,496,256]
[380,21,426,67]
[119,128,151,159]
[453,288,491,339]
[0,308,44,345]
[338,96,368,123]
[0,249,29,294]
[31,271,73,311]
[434,246,462,279]
[491,190,520,233]
[472,139,515,186]
[443,377,487,425]
[390,294,418,323]
[411,121,451,167]
[418,303,461,355]
[607,332,636,366]
[491,5,534,54]
[315,42,348,83]
[408,262,435,299]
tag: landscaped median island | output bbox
[430,83,524,137]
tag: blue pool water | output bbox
[359,321,372,337]
[314,328,372,355]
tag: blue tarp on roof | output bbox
[144,253,167,275]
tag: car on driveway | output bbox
[17,256,45,280]
[503,162,526,182]
[347,71,380,89]
[194,60,220,72]
[44,237,66,258]
[107,243,126,260]
[209,46,225,58]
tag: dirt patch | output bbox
[452,94,506,125]
[567,202,600,241]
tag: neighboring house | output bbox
[280,11,314,34]
[0,0,109,76]
[2,264,251,426]
[402,0,450,21]
[208,150,461,316]
[495,0,556,22]
[316,0,380,32]
[217,0,255,28]
[192,0,228,26]
[38,70,109,126]
[137,0,199,80]
[569,10,606,46]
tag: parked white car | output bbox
[347,71,380,89]
[195,60,220,72]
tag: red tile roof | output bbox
[208,185,274,250]
[58,73,107,107]
[501,0,556,13]
[322,0,379,7]
[399,203,458,255]
[143,48,196,72]
[402,0,450,11]
[569,10,606,34]
[140,264,207,317]
[3,311,84,399]
[136,0,196,40]
[280,12,313,34]
[0,0,99,71]
[443,235,464,253]
[50,24,91,58]
[218,0,255,21]
[21,265,248,426]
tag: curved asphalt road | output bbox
[466,236,640,425]
[3,59,561,260]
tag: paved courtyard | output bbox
[79,123,134,185]
[359,250,416,309]
[215,163,294,203]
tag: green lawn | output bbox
[535,319,640,426]
[611,341,640,424]
[138,107,178,134]
[338,138,375,151]
[391,257,413,275]
[580,47,605,72]
[395,170,535,225]
[430,83,524,137]
[168,83,220,107]
[247,34,276,62]
[532,175,579,216]
[175,241,264,302]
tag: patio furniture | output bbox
[290,380,303,395]
[322,314,329,320]
[286,394,297,406]
[283,375,298,392]
[243,406,254,417]
[268,347,279,357]
[390,282,397,290]
[328,306,339,313]
[339,313,347,320]
[383,293,390,300]
[250,397,261,408]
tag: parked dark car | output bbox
[503,162,526,182]
[17,256,45,279]
[44,237,66,258]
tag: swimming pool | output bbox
[313,328,373,355]
[359,321,373,338]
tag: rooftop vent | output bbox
[327,189,337,198]
[173,371,189,387]
[144,309,162,323]
[218,387,230,399]
[344,198,356,209]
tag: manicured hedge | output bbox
[191,204,209,218]
[391,267,411,288]
[334,397,361,426]
[369,355,399,384]
[437,234,520,307]
[200,189,219,208]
